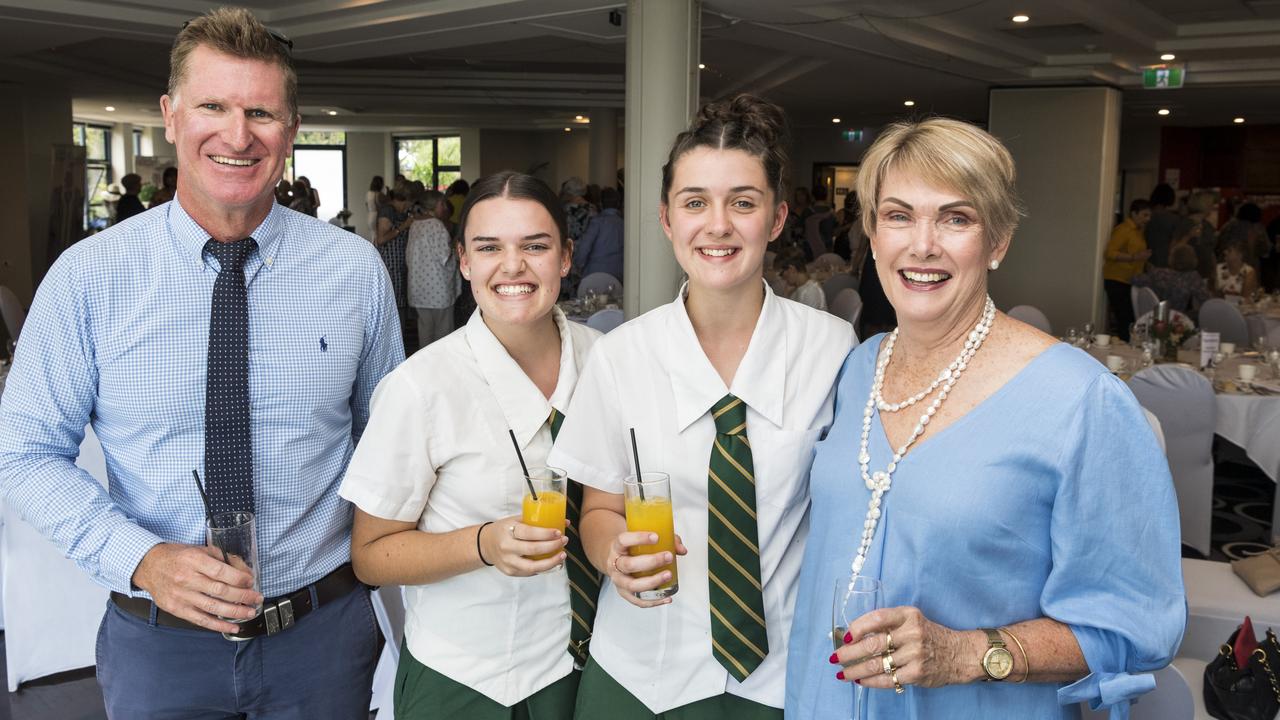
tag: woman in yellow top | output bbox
[1103,198,1153,341]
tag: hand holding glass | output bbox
[833,577,882,718]
[521,466,568,567]
[206,511,262,641]
[623,472,679,600]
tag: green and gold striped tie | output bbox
[549,408,599,666]
[707,394,769,681]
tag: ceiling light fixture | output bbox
[1157,108,1170,116]
[903,100,915,107]
[1011,14,1030,23]
[575,115,584,120]
[831,117,841,123]
[698,63,706,70]
[1234,117,1245,124]
[104,105,116,112]
[327,110,338,116]
[564,127,571,132]
[1160,53,1176,61]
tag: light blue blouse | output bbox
[786,338,1186,720]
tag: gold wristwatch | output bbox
[981,628,1014,681]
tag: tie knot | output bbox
[205,238,256,273]
[712,394,747,435]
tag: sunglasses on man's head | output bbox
[180,20,294,53]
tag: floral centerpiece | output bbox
[1150,316,1197,362]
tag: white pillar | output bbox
[987,87,1121,332]
[588,107,619,189]
[623,0,699,317]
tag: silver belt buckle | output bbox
[263,598,296,636]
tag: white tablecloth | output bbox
[1087,343,1280,542]
[2,424,111,691]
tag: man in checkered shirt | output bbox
[0,7,403,717]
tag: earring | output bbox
[872,251,878,261]
[989,259,1000,271]
[463,270,471,279]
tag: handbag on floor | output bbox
[1204,618,1280,720]
[1233,547,1280,597]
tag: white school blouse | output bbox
[547,283,854,712]
[339,307,600,706]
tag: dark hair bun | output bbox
[694,93,790,148]
[662,93,792,201]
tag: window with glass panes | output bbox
[393,135,461,191]
[73,122,112,230]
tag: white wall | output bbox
[988,87,1122,333]
[459,127,480,182]
[345,131,386,240]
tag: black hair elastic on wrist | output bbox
[477,521,495,566]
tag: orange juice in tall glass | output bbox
[522,466,567,564]
[623,472,679,599]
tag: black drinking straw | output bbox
[192,469,230,564]
[509,429,539,501]
[629,428,646,500]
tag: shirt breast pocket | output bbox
[756,427,824,511]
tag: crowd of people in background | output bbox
[356,172,629,355]
[1103,182,1280,340]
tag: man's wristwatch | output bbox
[980,627,1014,681]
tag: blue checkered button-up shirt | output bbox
[0,200,403,597]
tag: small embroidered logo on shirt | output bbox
[319,337,328,352]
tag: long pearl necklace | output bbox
[848,296,996,586]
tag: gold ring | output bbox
[885,630,895,654]
[508,524,516,537]
[612,556,622,574]
[892,670,904,694]
[882,653,895,676]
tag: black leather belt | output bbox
[111,563,362,639]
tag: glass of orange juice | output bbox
[623,472,679,600]
[522,466,568,568]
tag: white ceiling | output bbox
[13,0,1280,132]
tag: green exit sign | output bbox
[1142,65,1184,89]
[842,129,864,142]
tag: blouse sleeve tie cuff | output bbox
[1057,670,1156,719]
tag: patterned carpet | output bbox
[1204,448,1275,562]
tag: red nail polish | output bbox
[828,652,839,664]
[836,671,845,680]
[854,679,861,686]
[844,631,853,643]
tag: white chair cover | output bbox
[822,273,859,308]
[814,252,844,269]
[1199,299,1250,346]
[2,425,111,690]
[1128,366,1215,557]
[1007,305,1052,334]
[830,288,862,327]
[1132,285,1159,322]
[0,286,24,341]
[577,272,621,300]
[586,308,625,333]
[804,212,834,260]
[1080,663,1194,719]
[369,585,406,714]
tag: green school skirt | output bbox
[571,657,782,720]
[394,640,579,720]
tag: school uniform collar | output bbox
[466,305,580,450]
[666,280,786,433]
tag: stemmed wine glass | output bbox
[833,576,882,719]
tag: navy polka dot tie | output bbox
[204,238,256,515]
